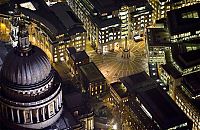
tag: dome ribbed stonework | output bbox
[1,46,51,86]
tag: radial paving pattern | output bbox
[88,40,148,83]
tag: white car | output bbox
[133,35,143,42]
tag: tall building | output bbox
[66,0,153,53]
[148,0,200,21]
[120,71,193,130]
[167,3,200,43]
[0,0,87,63]
[0,19,63,129]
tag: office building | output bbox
[0,1,86,62]
[109,82,128,105]
[66,0,153,53]
[146,26,171,65]
[167,3,200,43]
[64,92,94,130]
[78,62,107,96]
[120,71,193,130]
[66,47,89,76]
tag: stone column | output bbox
[52,103,55,115]
[60,91,63,104]
[48,105,51,118]
[23,110,26,123]
[11,108,14,122]
[30,110,33,123]
[55,99,59,112]
[58,95,61,108]
[36,109,39,123]
[42,107,46,121]
[17,109,20,123]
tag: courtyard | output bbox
[87,39,149,83]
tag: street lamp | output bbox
[112,124,117,130]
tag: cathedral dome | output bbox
[1,46,51,86]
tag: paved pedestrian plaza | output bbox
[87,40,148,83]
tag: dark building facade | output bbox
[66,47,89,76]
[78,62,107,96]
[120,71,193,130]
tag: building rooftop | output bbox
[18,0,67,36]
[138,87,190,129]
[123,0,149,6]
[0,0,85,42]
[63,92,93,117]
[88,0,148,14]
[120,71,156,93]
[88,0,121,14]
[170,0,182,3]
[110,82,128,99]
[71,50,89,62]
[161,64,182,79]
[91,16,121,28]
[183,71,200,98]
[67,47,76,55]
[167,3,200,35]
[79,62,105,82]
[62,110,82,129]
[50,2,86,36]
[147,27,171,46]
[121,71,192,129]
[131,2,153,16]
[174,49,200,69]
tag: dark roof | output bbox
[174,49,200,69]
[123,0,148,6]
[79,62,105,82]
[88,0,148,14]
[88,0,121,14]
[63,110,82,129]
[63,92,93,119]
[167,3,200,35]
[50,2,86,35]
[120,71,191,129]
[159,0,167,2]
[18,0,67,36]
[183,71,200,97]
[110,82,128,98]
[138,87,190,129]
[131,2,153,16]
[161,64,182,79]
[67,47,76,55]
[147,27,171,46]
[0,2,11,15]
[91,16,121,28]
[170,0,182,3]
[120,71,156,93]
[0,0,85,41]
[71,51,89,62]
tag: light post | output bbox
[122,37,130,58]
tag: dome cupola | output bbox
[1,19,51,86]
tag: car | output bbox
[133,35,143,42]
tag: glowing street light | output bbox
[112,124,117,130]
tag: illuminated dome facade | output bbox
[1,46,51,86]
[0,20,63,129]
